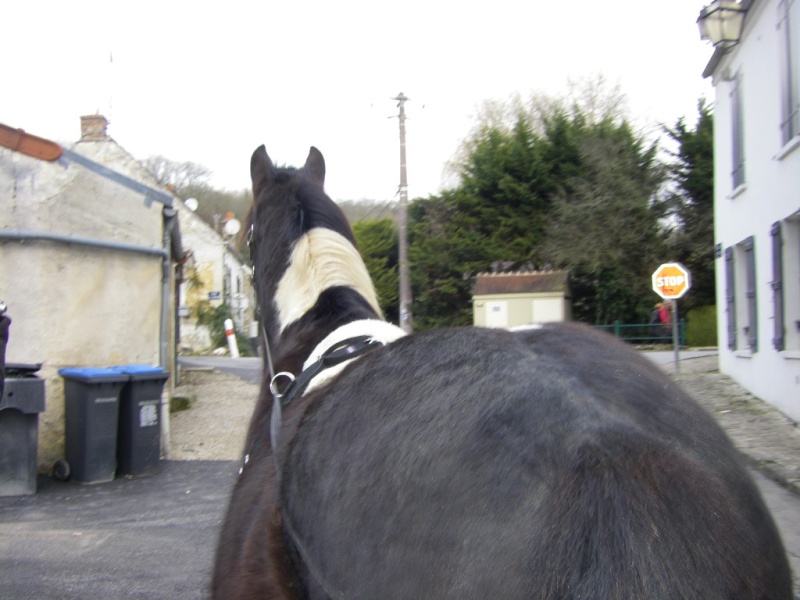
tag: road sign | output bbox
[652,263,691,300]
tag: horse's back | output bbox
[283,323,791,599]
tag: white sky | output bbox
[3,1,715,202]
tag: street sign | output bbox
[652,263,691,300]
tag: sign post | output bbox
[652,263,692,374]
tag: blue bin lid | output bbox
[58,367,130,383]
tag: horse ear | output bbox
[304,146,325,187]
[251,145,274,200]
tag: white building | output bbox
[175,203,254,353]
[700,0,800,421]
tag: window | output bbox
[731,73,746,189]
[778,0,800,145]
[773,214,800,351]
[726,237,758,352]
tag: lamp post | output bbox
[697,0,747,47]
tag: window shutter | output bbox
[744,236,758,351]
[731,75,746,188]
[725,246,737,350]
[771,222,785,350]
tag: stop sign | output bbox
[652,262,691,300]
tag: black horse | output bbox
[212,145,792,599]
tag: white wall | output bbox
[710,0,800,421]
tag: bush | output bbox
[686,305,717,347]
[195,302,254,356]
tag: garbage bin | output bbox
[0,365,45,496]
[58,368,128,484]
[112,365,169,476]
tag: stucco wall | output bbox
[1,138,172,469]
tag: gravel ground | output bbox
[170,368,259,461]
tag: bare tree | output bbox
[141,155,212,193]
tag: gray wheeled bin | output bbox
[58,367,128,484]
[112,365,169,476]
[0,365,45,496]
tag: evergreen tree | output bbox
[408,85,668,329]
[663,101,716,309]
[352,219,399,324]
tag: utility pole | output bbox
[394,92,413,333]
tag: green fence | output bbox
[594,320,687,346]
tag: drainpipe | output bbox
[160,208,182,460]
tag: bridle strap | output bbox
[268,335,383,465]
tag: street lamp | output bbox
[697,0,747,47]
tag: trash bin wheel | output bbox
[53,459,71,482]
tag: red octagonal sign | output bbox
[652,262,691,300]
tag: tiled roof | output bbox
[473,270,569,295]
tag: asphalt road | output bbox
[179,356,262,384]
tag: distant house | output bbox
[0,115,181,468]
[473,271,571,328]
[175,203,255,353]
[700,0,800,421]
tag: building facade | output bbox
[702,0,800,421]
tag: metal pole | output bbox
[394,92,413,333]
[672,300,680,375]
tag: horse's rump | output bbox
[282,324,790,599]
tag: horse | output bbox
[212,145,792,599]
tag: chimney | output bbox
[80,114,109,141]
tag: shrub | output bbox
[686,305,717,347]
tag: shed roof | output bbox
[473,270,569,295]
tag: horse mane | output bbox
[274,227,382,333]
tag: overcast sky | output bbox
[3,1,715,203]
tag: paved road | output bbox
[0,461,237,599]
[179,356,262,384]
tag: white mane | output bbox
[274,227,382,333]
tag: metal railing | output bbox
[594,320,687,346]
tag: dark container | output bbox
[0,372,45,496]
[112,365,169,476]
[59,368,128,484]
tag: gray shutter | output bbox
[771,222,785,351]
[731,76,746,188]
[744,236,758,352]
[725,247,737,350]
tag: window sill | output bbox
[734,350,755,358]
[775,135,800,161]
[728,183,747,199]
[780,350,800,360]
